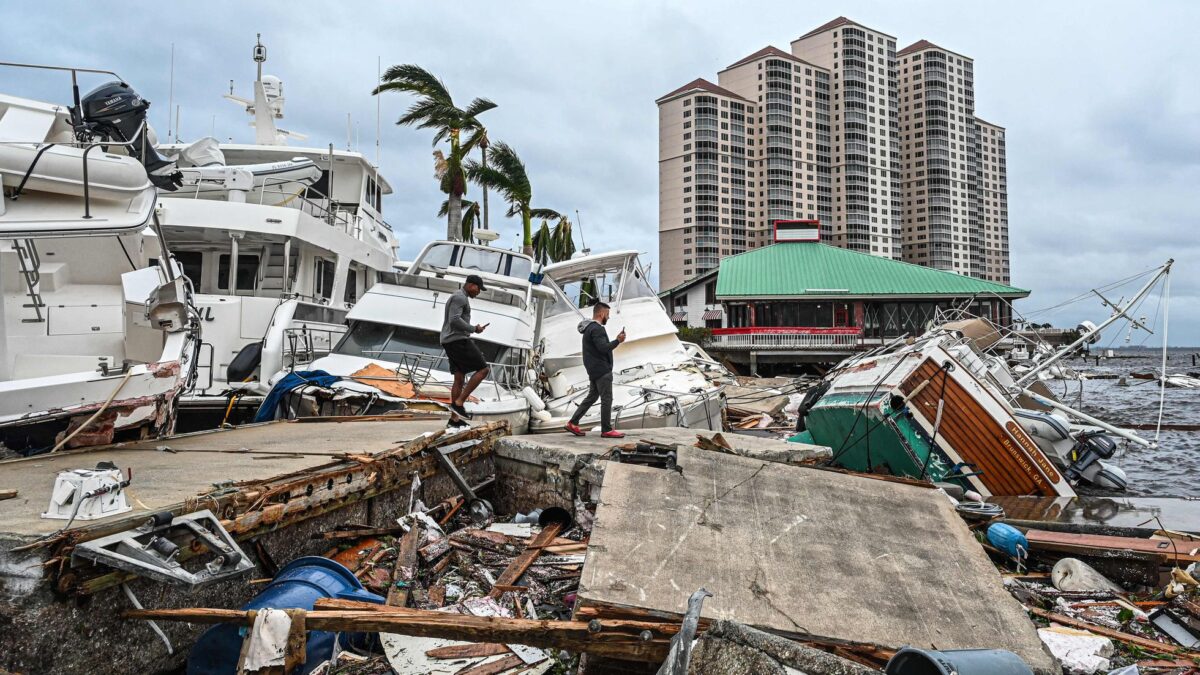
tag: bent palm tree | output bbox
[466,142,558,256]
[374,64,495,240]
[439,198,481,242]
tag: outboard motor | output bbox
[74,81,181,190]
[1065,430,1127,490]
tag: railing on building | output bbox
[708,327,862,351]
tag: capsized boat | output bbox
[795,329,1078,497]
[526,250,730,433]
[268,241,545,431]
[0,62,200,452]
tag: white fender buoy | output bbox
[522,386,546,412]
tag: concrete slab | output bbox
[578,446,1057,674]
[0,418,446,536]
[490,428,829,515]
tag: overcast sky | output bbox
[3,1,1196,344]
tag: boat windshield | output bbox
[334,320,522,370]
[544,256,658,318]
[419,243,532,279]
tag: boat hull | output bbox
[804,344,1075,497]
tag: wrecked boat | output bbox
[0,63,200,453]
[794,327,1079,497]
[270,241,548,430]
[527,250,730,433]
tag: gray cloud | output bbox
[2,0,1196,343]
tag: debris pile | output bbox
[974,516,1200,673]
[311,499,595,673]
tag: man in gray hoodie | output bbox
[565,301,626,438]
[440,274,490,421]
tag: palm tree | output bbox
[374,65,495,241]
[531,215,577,265]
[466,142,558,256]
[438,198,481,242]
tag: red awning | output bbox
[670,312,687,322]
[702,309,723,320]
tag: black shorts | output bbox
[442,339,487,374]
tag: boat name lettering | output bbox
[1005,420,1063,483]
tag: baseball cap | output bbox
[466,274,487,291]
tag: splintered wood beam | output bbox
[124,605,675,662]
[387,525,421,607]
[1027,607,1200,658]
[425,643,510,659]
[454,654,526,675]
[488,521,564,599]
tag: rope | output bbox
[918,363,953,480]
[50,369,134,453]
[123,583,174,655]
[1155,270,1171,443]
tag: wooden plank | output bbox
[426,643,510,659]
[124,605,676,662]
[489,522,563,599]
[0,490,18,501]
[387,525,421,607]
[317,525,407,540]
[1026,529,1200,563]
[453,654,525,675]
[1027,607,1200,658]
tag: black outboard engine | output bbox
[1065,430,1126,490]
[74,81,181,190]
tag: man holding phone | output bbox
[440,274,490,422]
[565,301,626,438]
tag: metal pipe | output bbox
[1014,261,1173,388]
[1021,387,1152,448]
[228,234,239,292]
[281,237,292,294]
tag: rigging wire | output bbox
[1154,270,1170,443]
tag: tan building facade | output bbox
[658,16,1010,289]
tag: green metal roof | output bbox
[716,243,1029,299]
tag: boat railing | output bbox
[282,326,345,371]
[708,327,861,351]
[356,349,527,401]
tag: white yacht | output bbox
[152,37,399,424]
[288,240,546,431]
[0,63,199,452]
[528,250,729,433]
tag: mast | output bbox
[1013,259,1173,388]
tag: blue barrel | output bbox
[188,557,385,675]
[986,522,1028,560]
[886,646,1034,675]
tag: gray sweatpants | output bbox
[570,372,614,432]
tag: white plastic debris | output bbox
[1052,558,1124,593]
[1037,626,1113,675]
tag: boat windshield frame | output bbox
[542,252,662,319]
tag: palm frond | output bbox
[462,97,498,119]
[375,64,451,103]
[529,207,563,221]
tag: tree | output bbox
[438,198,481,242]
[374,65,495,241]
[531,215,577,265]
[466,142,558,256]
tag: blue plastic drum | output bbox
[187,556,385,674]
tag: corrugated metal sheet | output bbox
[715,243,1029,298]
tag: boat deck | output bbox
[0,417,447,536]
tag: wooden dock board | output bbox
[0,418,447,536]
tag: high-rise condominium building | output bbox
[657,16,1010,290]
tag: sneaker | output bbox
[565,422,586,437]
[448,417,471,429]
[601,430,626,439]
[450,403,473,420]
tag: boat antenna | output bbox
[346,113,352,151]
[575,209,589,254]
[167,43,175,139]
[375,56,382,169]
[174,105,180,143]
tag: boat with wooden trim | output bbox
[792,330,1077,497]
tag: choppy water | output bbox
[1058,347,1200,497]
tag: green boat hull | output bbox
[791,392,962,488]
